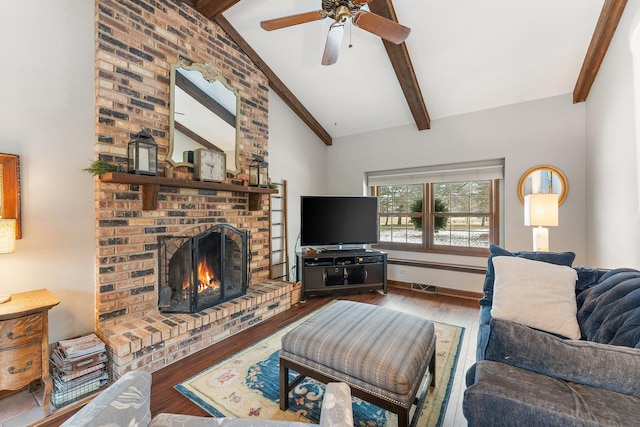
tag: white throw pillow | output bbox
[491,255,580,339]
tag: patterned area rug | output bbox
[175,303,465,426]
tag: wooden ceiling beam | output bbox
[194,0,241,19]
[213,15,332,145]
[367,0,430,130]
[573,0,628,103]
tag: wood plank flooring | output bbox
[36,287,479,426]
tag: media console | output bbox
[296,250,387,300]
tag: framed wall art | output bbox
[0,154,21,239]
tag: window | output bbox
[377,184,423,244]
[368,160,502,256]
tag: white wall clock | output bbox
[194,149,226,182]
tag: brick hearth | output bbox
[98,281,294,376]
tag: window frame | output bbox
[372,179,500,257]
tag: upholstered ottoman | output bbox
[279,300,436,427]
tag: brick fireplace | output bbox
[93,0,293,376]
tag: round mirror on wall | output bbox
[518,165,568,205]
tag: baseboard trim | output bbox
[388,280,482,301]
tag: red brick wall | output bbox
[95,0,270,328]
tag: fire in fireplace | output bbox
[158,224,248,313]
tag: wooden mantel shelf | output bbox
[99,172,277,211]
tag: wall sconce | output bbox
[524,193,559,252]
[249,159,269,188]
[128,126,158,176]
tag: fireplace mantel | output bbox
[100,172,277,211]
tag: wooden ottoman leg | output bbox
[398,407,409,427]
[429,351,436,388]
[279,358,290,410]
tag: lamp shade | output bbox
[0,219,16,254]
[524,193,559,227]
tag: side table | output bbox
[0,289,60,415]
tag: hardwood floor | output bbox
[37,287,479,426]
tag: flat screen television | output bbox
[300,196,378,248]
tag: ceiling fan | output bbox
[260,0,411,66]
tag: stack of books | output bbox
[50,334,109,407]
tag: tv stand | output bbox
[297,249,387,300]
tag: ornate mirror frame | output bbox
[168,61,240,176]
[518,164,568,206]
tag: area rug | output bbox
[175,304,465,427]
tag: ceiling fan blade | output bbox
[352,0,374,5]
[322,23,345,66]
[352,10,411,44]
[260,10,328,31]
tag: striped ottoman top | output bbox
[281,300,434,396]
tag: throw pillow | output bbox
[479,244,576,306]
[491,256,580,339]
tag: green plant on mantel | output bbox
[82,160,120,176]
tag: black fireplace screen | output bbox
[158,224,248,313]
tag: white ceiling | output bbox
[224,0,605,139]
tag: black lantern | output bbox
[249,159,268,187]
[128,126,158,176]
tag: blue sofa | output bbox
[463,245,640,426]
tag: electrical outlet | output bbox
[399,268,408,275]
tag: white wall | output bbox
[0,1,96,342]
[267,92,328,281]
[585,1,640,269]
[327,95,588,292]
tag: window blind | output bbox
[367,159,504,186]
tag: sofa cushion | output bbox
[573,266,604,293]
[577,268,640,348]
[491,256,580,339]
[464,360,640,427]
[484,318,640,398]
[479,244,576,306]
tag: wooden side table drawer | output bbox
[0,289,59,415]
[0,341,42,389]
[0,313,44,347]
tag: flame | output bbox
[196,258,220,293]
[179,257,221,301]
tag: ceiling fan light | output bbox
[335,5,351,23]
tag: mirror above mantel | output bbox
[168,61,240,176]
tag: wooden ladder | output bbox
[269,179,289,281]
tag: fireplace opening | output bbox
[158,224,248,313]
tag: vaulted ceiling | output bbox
[191,0,627,146]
